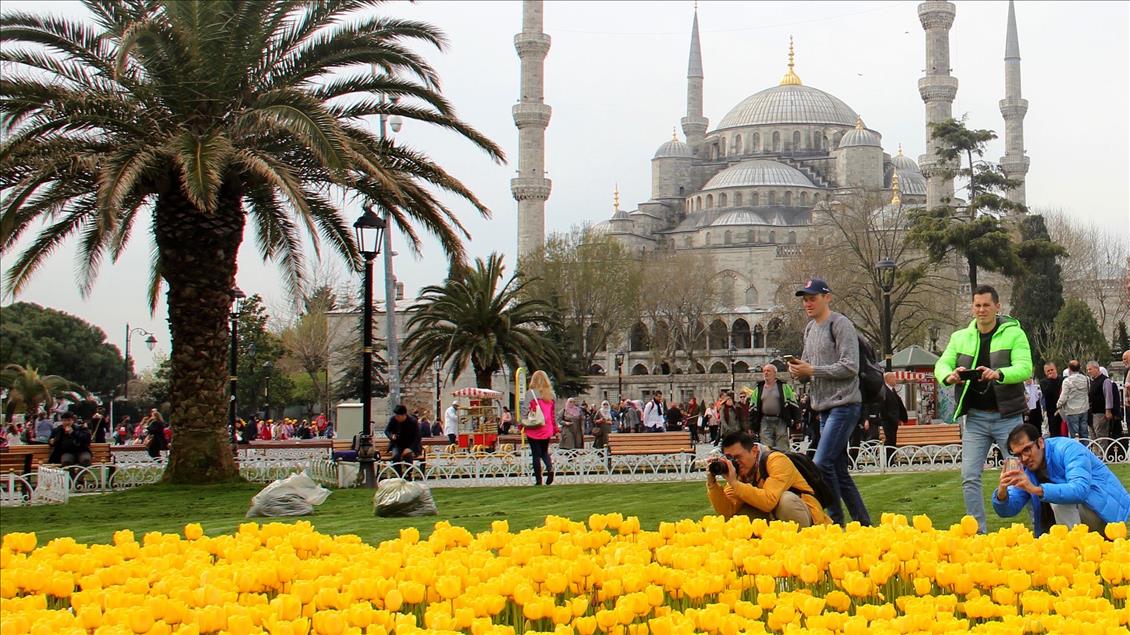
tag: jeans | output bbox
[1065,412,1089,439]
[761,416,789,450]
[961,409,1023,534]
[814,403,870,526]
[528,438,552,484]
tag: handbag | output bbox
[524,391,546,429]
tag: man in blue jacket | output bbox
[993,423,1130,536]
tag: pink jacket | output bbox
[523,398,557,440]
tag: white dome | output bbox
[891,149,920,171]
[701,160,816,190]
[839,127,881,148]
[717,84,858,129]
[653,138,694,159]
[895,168,926,196]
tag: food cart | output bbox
[452,387,504,449]
[890,345,942,424]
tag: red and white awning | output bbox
[452,387,503,399]
[891,371,931,382]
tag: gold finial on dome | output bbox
[890,170,902,206]
[672,127,678,141]
[897,143,904,157]
[854,115,865,130]
[614,183,621,211]
[780,36,802,86]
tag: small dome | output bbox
[839,126,881,148]
[701,159,816,190]
[712,210,767,226]
[591,220,613,234]
[611,209,630,221]
[894,168,926,196]
[891,146,920,171]
[653,138,694,159]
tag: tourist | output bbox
[703,403,719,445]
[48,412,92,467]
[621,399,642,434]
[664,400,684,432]
[4,423,22,447]
[522,370,558,485]
[384,405,422,476]
[560,398,583,450]
[33,411,54,443]
[748,363,801,450]
[789,278,872,527]
[1024,378,1043,430]
[593,401,612,449]
[993,423,1130,536]
[935,284,1033,534]
[1040,363,1064,437]
[1057,360,1090,439]
[879,373,909,467]
[716,393,741,438]
[145,411,168,459]
[499,407,513,435]
[1085,361,1117,454]
[443,400,460,444]
[418,412,433,438]
[642,391,666,432]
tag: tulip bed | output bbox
[2,513,1128,635]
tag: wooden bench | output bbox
[1,443,113,474]
[607,432,694,456]
[881,424,962,447]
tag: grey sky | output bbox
[2,1,1127,372]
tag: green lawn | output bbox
[2,466,1128,545]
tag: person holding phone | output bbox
[935,284,1033,534]
[993,423,1130,536]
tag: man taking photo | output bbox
[993,423,1130,536]
[706,431,831,527]
[935,284,1033,534]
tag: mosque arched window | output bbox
[685,236,693,248]
[629,322,650,352]
[792,130,801,150]
[751,192,759,206]
[734,134,742,155]
[709,319,729,350]
[706,194,714,208]
[751,132,761,153]
[719,193,728,207]
[784,191,793,206]
[768,231,776,244]
[735,192,743,206]
[705,233,711,246]
[732,319,752,348]
[696,196,702,210]
[753,324,765,349]
[787,231,797,244]
[747,229,755,243]
[772,131,781,152]
[679,186,685,196]
[800,191,809,205]
[768,191,777,206]
[724,230,732,245]
[813,193,821,202]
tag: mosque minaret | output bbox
[512,0,552,257]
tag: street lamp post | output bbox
[228,287,245,447]
[876,258,897,372]
[433,357,442,428]
[727,345,738,393]
[354,208,387,488]
[373,82,405,412]
[928,324,940,355]
[614,350,625,399]
[123,324,157,403]
[262,361,273,421]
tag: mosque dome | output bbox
[838,117,881,147]
[701,159,816,190]
[890,146,920,171]
[894,168,926,196]
[712,210,767,226]
[611,208,631,220]
[653,137,694,159]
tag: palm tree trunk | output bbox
[475,367,493,389]
[155,177,245,483]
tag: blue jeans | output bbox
[962,409,1023,533]
[814,403,871,526]
[1065,412,1089,439]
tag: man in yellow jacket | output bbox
[706,431,832,527]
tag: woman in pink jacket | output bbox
[522,370,558,485]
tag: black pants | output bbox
[881,421,898,466]
[447,433,457,444]
[1047,413,1065,437]
[528,438,552,484]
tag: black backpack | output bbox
[759,449,837,510]
[828,315,885,404]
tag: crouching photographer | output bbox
[706,431,831,527]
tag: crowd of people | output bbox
[1,406,171,464]
[233,414,332,443]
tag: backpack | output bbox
[759,449,837,510]
[827,314,885,404]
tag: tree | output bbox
[1,363,81,418]
[1113,321,1130,355]
[234,295,291,419]
[520,226,643,369]
[0,1,503,482]
[1009,215,1067,371]
[1042,210,1130,340]
[280,277,347,418]
[908,117,1025,288]
[137,354,171,411]
[541,298,593,398]
[402,253,559,389]
[0,302,125,395]
[637,251,721,373]
[1045,299,1109,366]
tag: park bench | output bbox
[0,443,109,474]
[880,424,962,447]
[605,432,695,475]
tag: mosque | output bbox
[510,0,1030,385]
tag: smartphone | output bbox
[1005,457,1021,473]
[958,369,982,381]
[782,355,798,364]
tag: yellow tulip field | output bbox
[1,513,1127,635]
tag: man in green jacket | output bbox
[935,284,1033,534]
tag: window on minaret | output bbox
[735,192,743,206]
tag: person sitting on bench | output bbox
[385,405,422,477]
[48,412,92,467]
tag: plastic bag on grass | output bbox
[374,478,438,517]
[246,470,331,517]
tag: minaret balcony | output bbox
[512,103,552,128]
[998,98,1029,118]
[918,2,956,30]
[511,177,552,201]
[918,76,959,102]
[999,157,1030,175]
[514,32,550,58]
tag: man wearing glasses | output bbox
[993,423,1130,536]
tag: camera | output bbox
[708,456,739,476]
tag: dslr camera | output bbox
[708,455,740,476]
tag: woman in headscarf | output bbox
[522,370,558,485]
[560,398,583,450]
[593,401,613,449]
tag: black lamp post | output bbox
[928,324,940,355]
[876,257,897,372]
[614,350,625,399]
[262,361,273,421]
[228,287,245,447]
[433,357,442,428]
[726,345,738,393]
[123,324,157,403]
[354,207,386,488]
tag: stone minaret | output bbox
[680,8,708,154]
[999,0,1029,207]
[512,0,552,257]
[917,1,958,210]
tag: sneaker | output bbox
[546,471,555,485]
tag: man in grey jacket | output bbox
[1057,360,1090,439]
[788,279,871,526]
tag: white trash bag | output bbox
[246,470,332,517]
[374,478,438,517]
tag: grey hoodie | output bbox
[1056,373,1090,416]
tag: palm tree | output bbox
[402,253,559,389]
[0,1,503,482]
[1,364,82,417]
